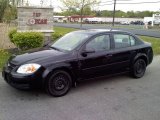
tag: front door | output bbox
[78,34,112,79]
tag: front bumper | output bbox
[2,66,44,90]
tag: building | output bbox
[53,15,144,24]
[53,16,68,23]
[68,15,94,23]
[144,13,160,26]
[84,17,143,24]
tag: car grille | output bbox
[7,62,17,71]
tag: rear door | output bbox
[110,33,137,72]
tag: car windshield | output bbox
[51,32,90,51]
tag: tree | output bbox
[115,10,127,17]
[135,11,154,18]
[0,0,9,22]
[100,10,112,17]
[0,0,21,22]
[83,6,92,15]
[3,5,17,23]
[60,0,99,28]
[10,0,23,6]
[127,11,135,18]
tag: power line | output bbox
[101,0,134,3]
[98,3,115,6]
[102,0,160,27]
[99,0,160,6]
[100,1,112,3]
[117,1,160,4]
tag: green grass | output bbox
[54,27,160,55]
[139,36,160,55]
[52,27,78,41]
[53,27,160,55]
[0,49,10,71]
[54,27,77,34]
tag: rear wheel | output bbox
[46,70,72,97]
[131,59,146,78]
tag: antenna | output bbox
[50,0,52,7]
[110,27,113,31]
[40,0,44,7]
[26,0,29,6]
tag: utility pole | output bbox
[80,0,85,29]
[112,0,116,26]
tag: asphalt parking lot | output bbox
[0,56,160,120]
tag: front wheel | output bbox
[131,59,146,78]
[45,70,72,97]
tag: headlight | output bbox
[17,63,41,74]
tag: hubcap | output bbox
[54,75,68,91]
[136,60,145,74]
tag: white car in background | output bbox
[120,21,130,25]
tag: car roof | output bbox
[73,29,133,35]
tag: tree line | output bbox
[56,8,157,18]
[96,10,157,18]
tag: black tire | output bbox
[131,59,146,78]
[46,70,72,97]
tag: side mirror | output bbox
[81,49,95,57]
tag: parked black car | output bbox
[2,29,153,97]
[130,21,144,25]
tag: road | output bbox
[0,56,160,120]
[54,23,160,38]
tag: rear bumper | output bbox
[2,67,44,90]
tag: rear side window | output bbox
[113,34,136,49]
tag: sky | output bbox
[29,0,160,12]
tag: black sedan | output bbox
[2,29,153,97]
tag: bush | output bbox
[8,29,17,43]
[52,32,64,40]
[0,49,10,55]
[52,27,77,41]
[0,49,10,70]
[12,32,44,50]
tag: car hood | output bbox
[10,49,65,66]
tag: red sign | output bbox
[28,19,47,25]
[33,12,41,17]
[27,12,48,25]
[28,19,35,25]
[35,19,47,24]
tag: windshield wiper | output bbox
[50,46,61,51]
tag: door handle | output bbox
[130,51,136,54]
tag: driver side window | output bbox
[86,35,110,52]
